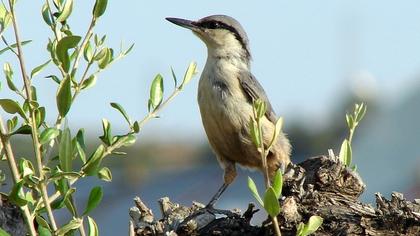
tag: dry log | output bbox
[130,155,420,235]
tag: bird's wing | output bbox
[238,71,277,123]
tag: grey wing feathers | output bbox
[238,71,277,123]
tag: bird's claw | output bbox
[203,205,239,218]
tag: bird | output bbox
[166,15,291,208]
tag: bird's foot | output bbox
[203,205,239,218]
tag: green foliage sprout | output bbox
[339,103,367,170]
[247,99,284,236]
[247,99,323,236]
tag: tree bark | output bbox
[130,155,420,235]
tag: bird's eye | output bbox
[212,22,220,28]
[202,21,220,29]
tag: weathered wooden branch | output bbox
[129,155,420,235]
[0,193,27,236]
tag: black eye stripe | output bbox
[196,20,251,59]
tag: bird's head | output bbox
[166,15,251,61]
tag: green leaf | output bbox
[272,170,283,198]
[6,116,17,132]
[56,76,72,117]
[355,103,367,123]
[31,60,51,78]
[87,216,99,236]
[83,42,93,62]
[56,218,82,236]
[94,48,107,61]
[269,117,284,148]
[110,102,131,125]
[170,67,178,88]
[46,75,61,84]
[249,118,261,148]
[11,125,32,135]
[82,145,105,176]
[122,134,136,147]
[98,167,112,182]
[41,3,52,26]
[35,107,46,127]
[49,169,82,181]
[132,121,140,133]
[254,99,266,119]
[122,43,134,56]
[346,114,354,130]
[0,228,11,236]
[0,99,26,119]
[300,216,323,236]
[35,216,51,232]
[97,48,112,69]
[338,139,352,167]
[56,35,81,72]
[296,222,305,236]
[51,188,75,210]
[76,129,86,150]
[83,186,103,215]
[81,75,97,90]
[148,74,164,111]
[180,61,197,89]
[40,128,60,145]
[3,63,17,92]
[263,187,280,217]
[99,119,112,145]
[9,180,28,206]
[18,158,34,179]
[247,176,263,207]
[56,0,73,22]
[59,128,72,172]
[93,0,108,18]
[37,225,52,236]
[0,40,32,56]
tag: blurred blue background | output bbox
[1,1,420,235]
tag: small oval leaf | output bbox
[180,61,197,89]
[110,102,130,125]
[97,167,112,182]
[56,218,82,236]
[0,99,26,119]
[263,187,280,217]
[83,186,103,215]
[87,216,99,236]
[39,127,59,145]
[148,74,164,111]
[56,0,73,22]
[247,176,263,207]
[93,0,108,18]
[56,76,72,117]
[56,35,81,72]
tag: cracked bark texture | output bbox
[130,155,420,236]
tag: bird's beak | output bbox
[166,17,199,31]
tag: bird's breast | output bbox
[197,63,253,159]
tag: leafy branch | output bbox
[0,0,197,235]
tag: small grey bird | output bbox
[166,15,291,208]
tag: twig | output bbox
[7,0,58,231]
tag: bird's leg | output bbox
[206,182,229,208]
[203,163,238,217]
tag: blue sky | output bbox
[4,0,420,142]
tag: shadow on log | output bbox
[129,155,420,235]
